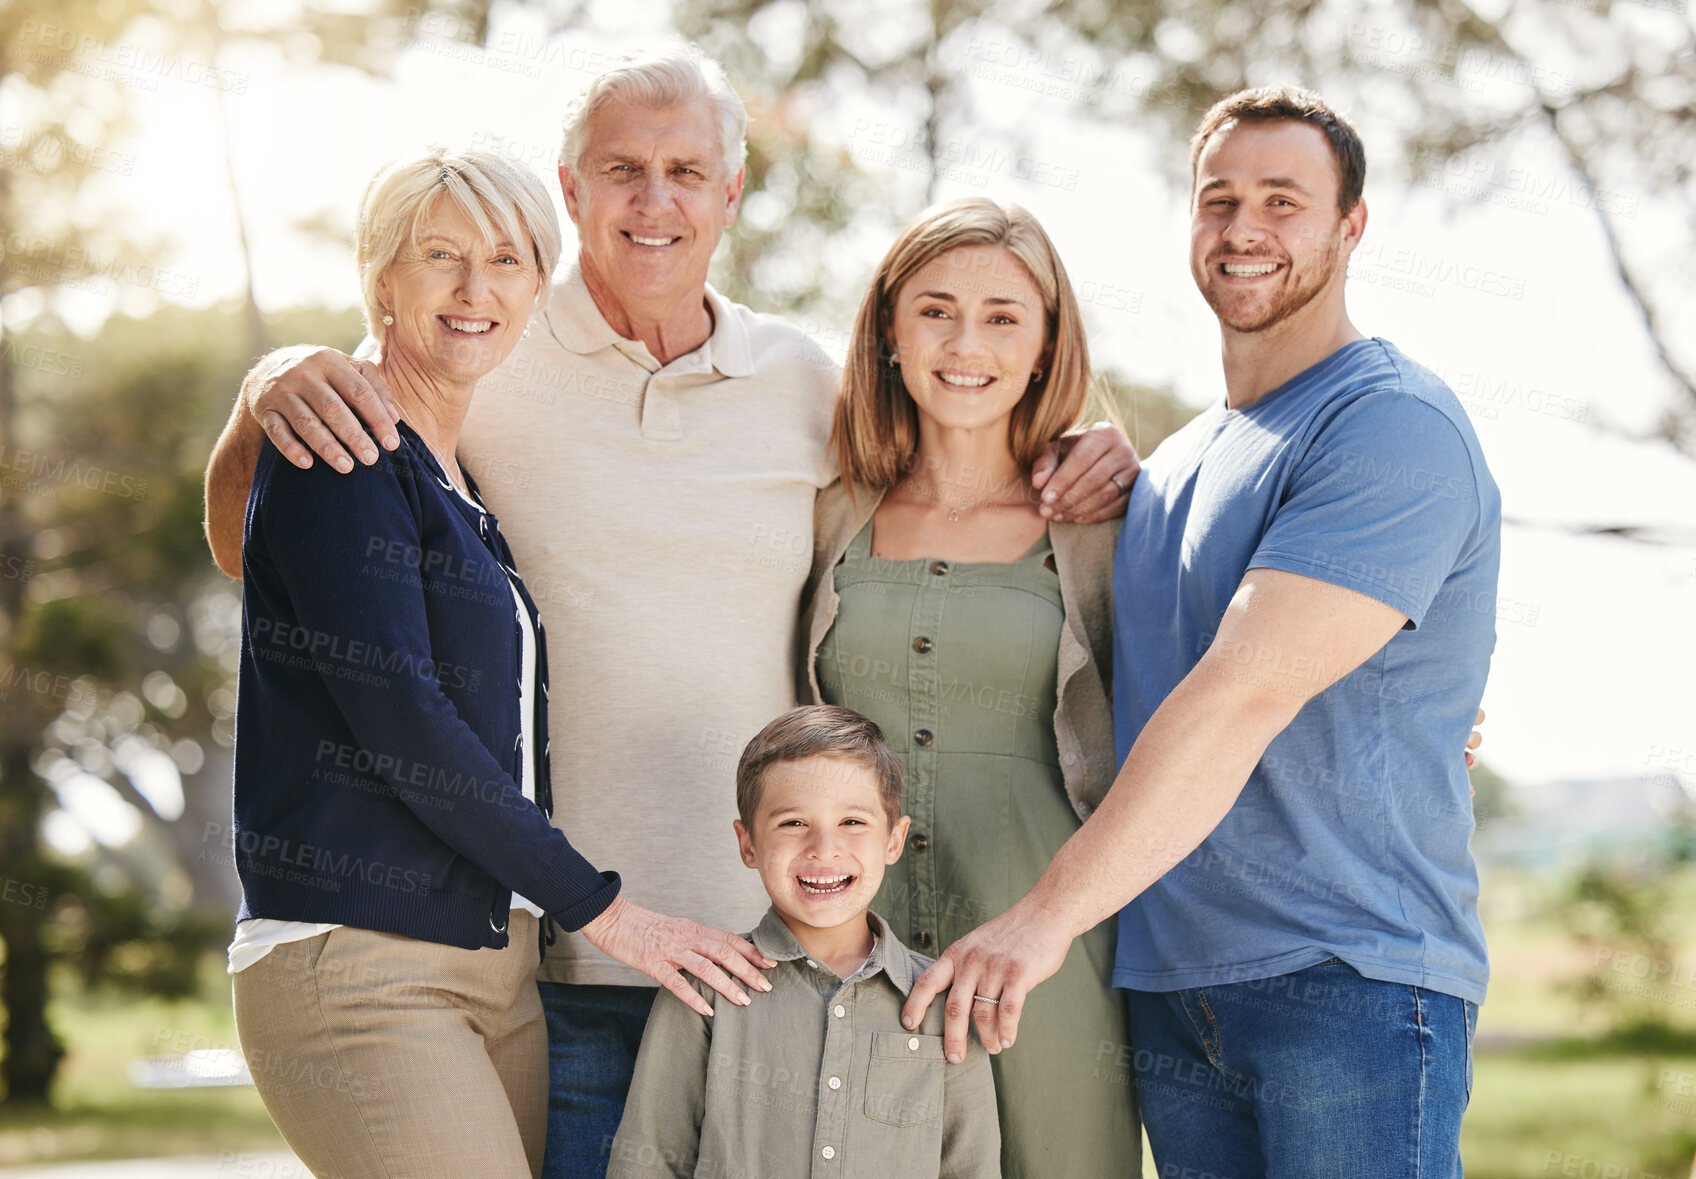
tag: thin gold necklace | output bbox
[897,475,1032,522]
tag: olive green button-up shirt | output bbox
[608,908,1001,1179]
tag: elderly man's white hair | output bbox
[558,43,749,179]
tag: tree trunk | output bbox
[0,302,63,1104]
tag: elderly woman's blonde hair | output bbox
[356,148,562,346]
[832,198,1095,495]
[558,43,748,178]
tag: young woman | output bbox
[799,198,1139,1176]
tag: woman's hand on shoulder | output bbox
[579,897,776,1017]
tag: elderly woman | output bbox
[228,150,769,1179]
[800,198,1141,1175]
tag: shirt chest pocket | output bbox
[863,1031,945,1127]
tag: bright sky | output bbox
[34,6,1696,797]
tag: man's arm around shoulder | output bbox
[203,345,398,577]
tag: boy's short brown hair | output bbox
[735,706,904,828]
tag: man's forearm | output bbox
[1022,569,1411,939]
[205,396,261,577]
[1016,662,1298,940]
[204,348,313,577]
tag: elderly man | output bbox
[905,87,1498,1176]
[204,45,1133,1177]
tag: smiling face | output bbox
[560,97,743,320]
[375,195,541,386]
[734,755,910,945]
[888,244,1050,440]
[1189,119,1364,335]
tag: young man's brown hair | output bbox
[1189,86,1367,213]
[735,705,904,827]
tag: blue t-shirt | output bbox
[1112,338,1500,1005]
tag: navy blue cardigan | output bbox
[233,421,618,949]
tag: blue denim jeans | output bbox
[1125,960,1476,1178]
[538,981,660,1179]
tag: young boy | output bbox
[608,705,1001,1178]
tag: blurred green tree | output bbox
[666,0,1695,451]
[0,0,490,1106]
[1,0,151,1106]
[0,301,361,1106]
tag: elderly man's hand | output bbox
[247,346,400,472]
[580,896,775,1018]
[900,898,1072,1064]
[1031,422,1140,523]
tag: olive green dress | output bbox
[816,521,1139,1178]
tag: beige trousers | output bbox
[233,913,545,1179]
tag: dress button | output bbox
[828,1076,842,1090]
[914,931,932,949]
[907,1037,920,1051]
[929,560,949,576]
[833,1004,845,1018]
[912,636,933,653]
[914,729,933,747]
[911,834,929,851]
[821,1146,836,1160]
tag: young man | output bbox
[610,706,999,1179]
[904,87,1499,1176]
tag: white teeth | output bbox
[1223,262,1279,276]
[798,874,852,893]
[629,234,675,246]
[443,318,494,333]
[939,371,992,387]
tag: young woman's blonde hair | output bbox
[832,198,1093,495]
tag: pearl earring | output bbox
[381,313,393,326]
[522,323,531,339]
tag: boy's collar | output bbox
[751,908,920,995]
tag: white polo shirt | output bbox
[458,264,840,986]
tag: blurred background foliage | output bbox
[1,0,1693,1173]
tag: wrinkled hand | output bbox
[1031,422,1140,523]
[247,346,400,472]
[580,896,774,1018]
[900,901,1072,1064]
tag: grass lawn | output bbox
[1463,1038,1696,1178]
[4,880,1695,1172]
[0,961,286,1167]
